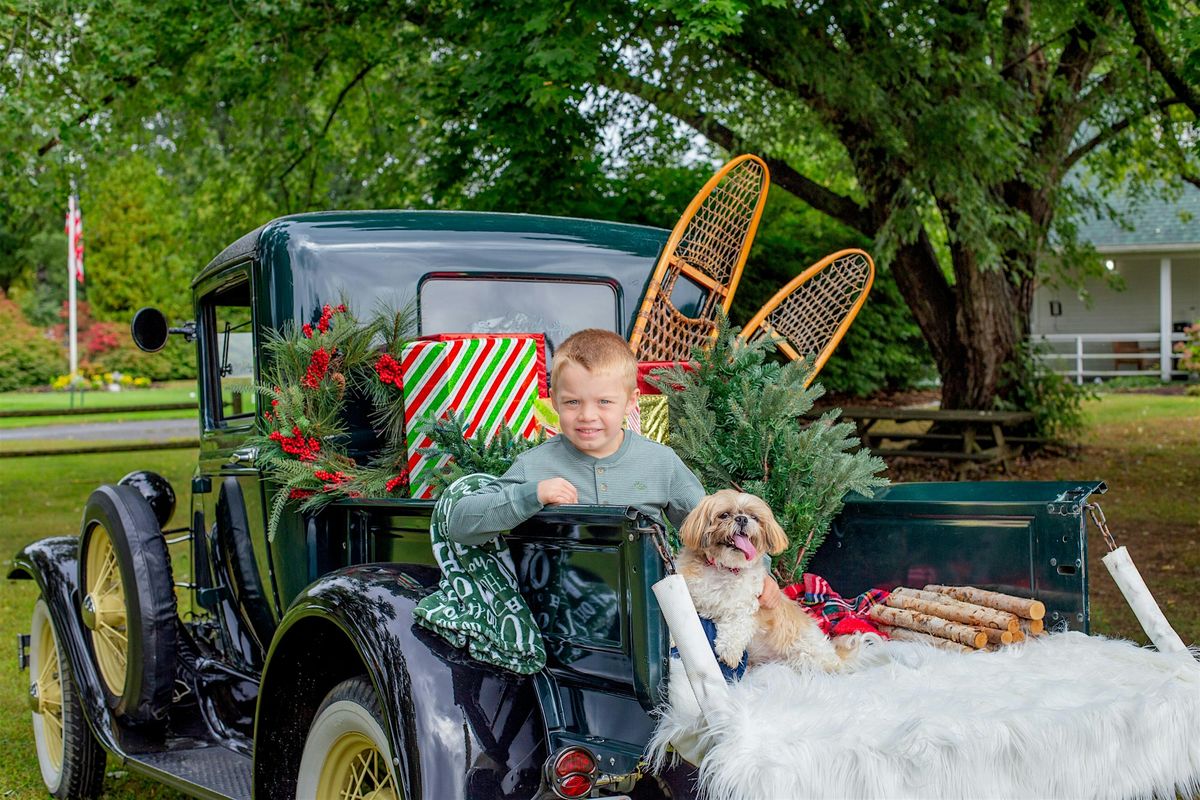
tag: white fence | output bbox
[1032,332,1188,384]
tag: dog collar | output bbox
[705,556,742,574]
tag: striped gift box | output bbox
[402,334,548,498]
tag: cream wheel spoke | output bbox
[98,621,128,643]
[37,654,57,689]
[92,547,117,594]
[348,752,369,799]
[97,625,128,670]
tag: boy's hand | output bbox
[758,575,783,609]
[537,478,578,506]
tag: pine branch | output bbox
[416,410,546,496]
[652,315,888,583]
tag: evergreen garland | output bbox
[252,301,549,539]
[417,409,547,496]
[650,316,889,584]
[252,303,418,539]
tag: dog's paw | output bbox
[718,649,746,669]
[714,636,746,668]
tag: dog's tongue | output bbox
[732,533,757,561]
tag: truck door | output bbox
[194,264,279,672]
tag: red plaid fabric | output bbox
[784,573,890,637]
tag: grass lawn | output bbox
[0,450,196,800]
[0,381,199,412]
[0,394,1195,797]
[0,382,200,431]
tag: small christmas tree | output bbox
[650,317,889,584]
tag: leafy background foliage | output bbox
[1,0,1196,408]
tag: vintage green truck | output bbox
[10,211,1102,800]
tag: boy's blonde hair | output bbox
[551,329,638,394]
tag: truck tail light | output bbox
[545,746,598,798]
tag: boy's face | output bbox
[550,361,637,459]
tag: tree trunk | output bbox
[880,220,1026,411]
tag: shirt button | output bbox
[600,483,608,492]
[597,468,605,475]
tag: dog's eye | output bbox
[718,512,730,519]
[749,514,759,522]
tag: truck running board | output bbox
[126,744,251,800]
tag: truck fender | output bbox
[255,563,547,800]
[8,537,121,754]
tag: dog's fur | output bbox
[678,489,842,673]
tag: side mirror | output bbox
[131,307,169,352]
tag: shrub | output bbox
[996,339,1094,441]
[100,337,196,381]
[0,292,63,391]
[1175,322,1200,376]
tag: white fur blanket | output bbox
[649,633,1200,800]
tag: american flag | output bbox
[65,195,84,283]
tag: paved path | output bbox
[0,418,199,444]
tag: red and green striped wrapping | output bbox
[402,334,547,498]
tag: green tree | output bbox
[86,155,191,321]
[402,0,1198,409]
[7,1,1195,411]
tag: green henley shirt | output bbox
[446,430,705,545]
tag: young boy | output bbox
[447,328,702,542]
[446,328,781,607]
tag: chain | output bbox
[636,518,677,575]
[1086,502,1118,552]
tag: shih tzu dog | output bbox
[678,489,842,673]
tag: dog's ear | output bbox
[761,505,790,555]
[680,495,715,550]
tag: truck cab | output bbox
[10,211,1101,800]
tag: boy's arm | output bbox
[664,455,706,529]
[445,457,543,545]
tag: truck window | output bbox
[202,279,256,424]
[419,278,618,356]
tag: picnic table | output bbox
[824,407,1037,472]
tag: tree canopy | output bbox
[2,0,1196,407]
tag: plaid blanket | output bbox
[784,573,890,637]
[413,473,547,674]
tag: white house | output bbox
[1032,185,1199,382]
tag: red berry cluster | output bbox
[300,303,348,339]
[385,470,410,493]
[318,303,347,333]
[270,426,322,462]
[302,347,331,389]
[314,469,351,492]
[375,353,403,388]
[288,489,316,500]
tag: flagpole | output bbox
[67,194,78,376]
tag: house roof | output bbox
[1077,182,1200,251]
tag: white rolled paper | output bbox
[1102,545,1188,654]
[652,574,730,707]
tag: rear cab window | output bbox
[419,277,619,359]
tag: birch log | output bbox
[977,626,1014,645]
[1018,618,1045,636]
[889,588,1020,632]
[868,605,988,648]
[1101,546,1188,654]
[925,584,1046,620]
[878,625,975,654]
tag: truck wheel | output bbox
[78,485,177,725]
[296,676,402,800]
[30,599,106,799]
